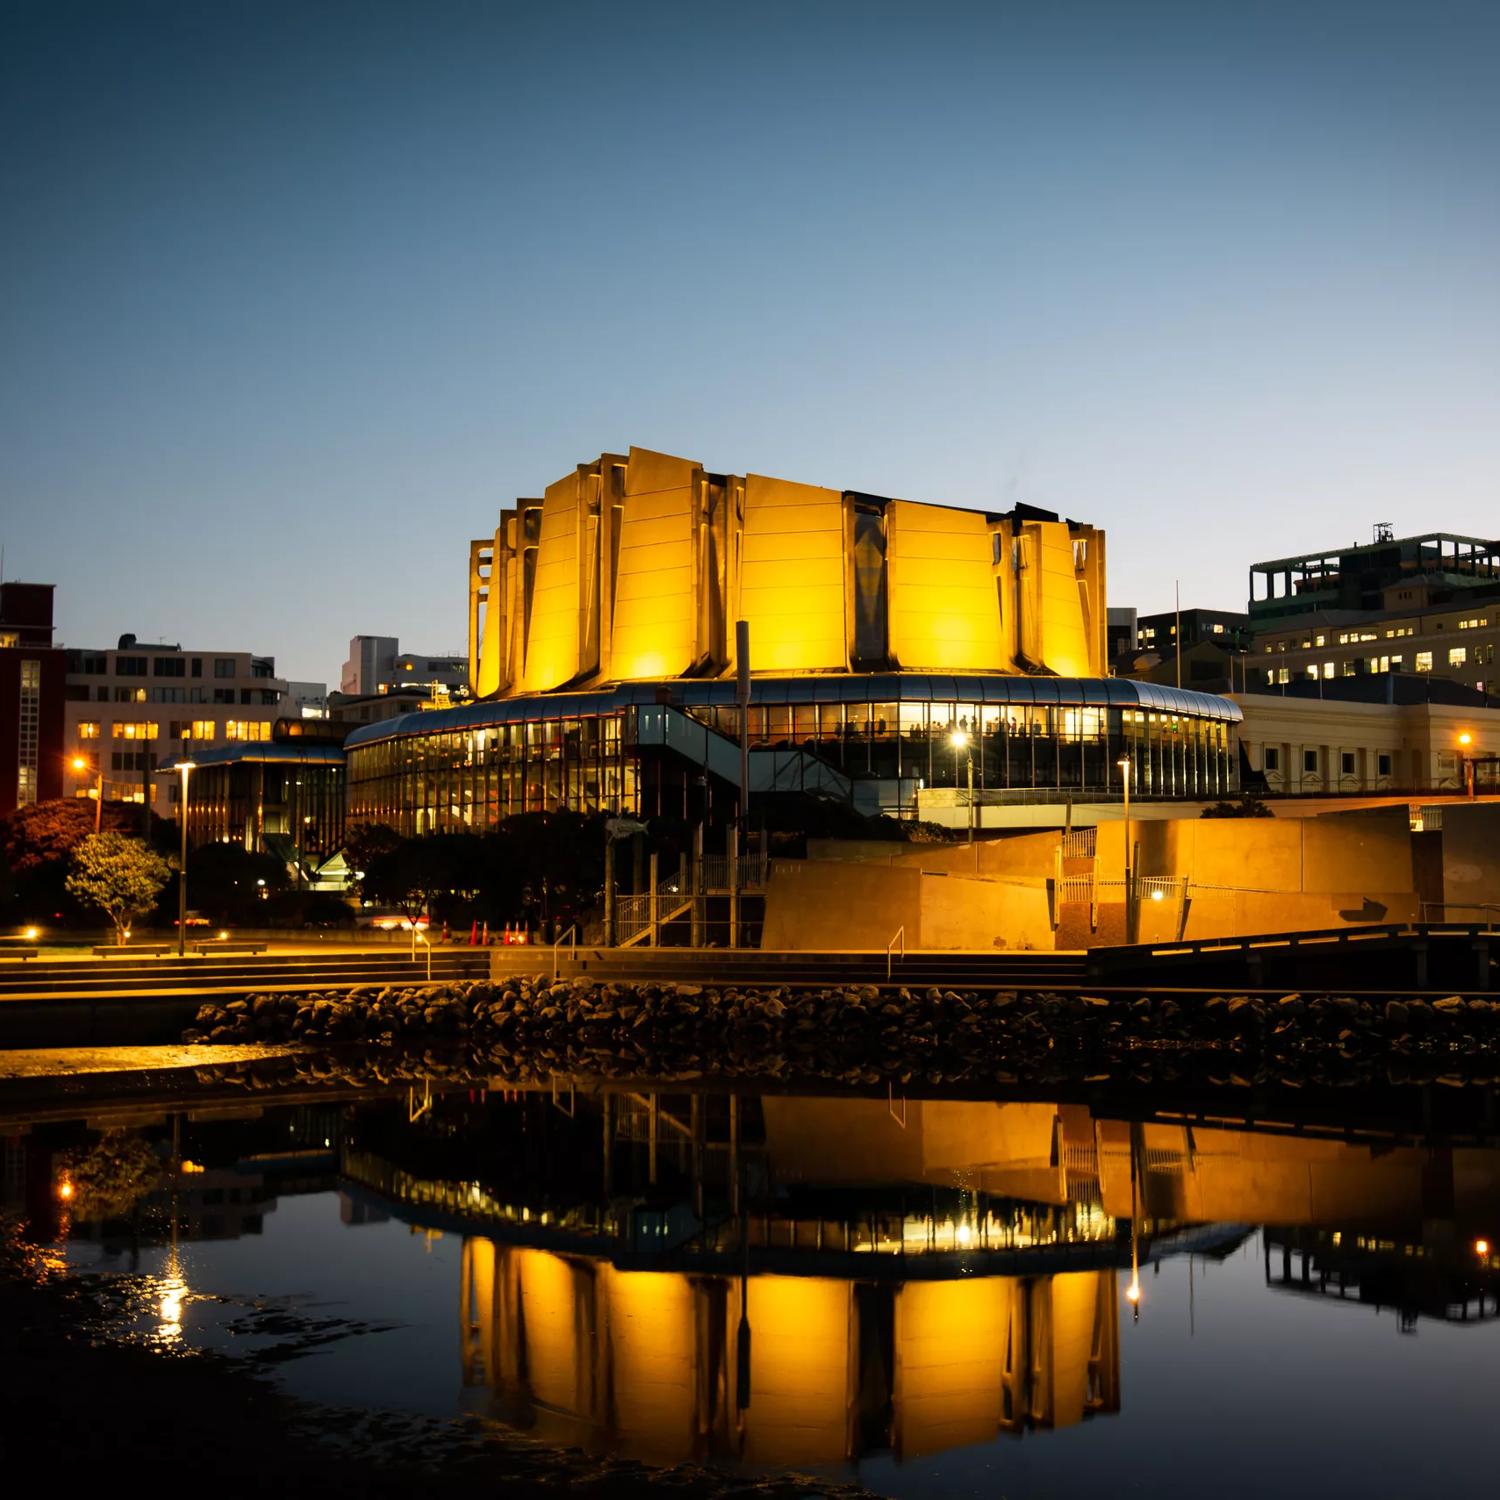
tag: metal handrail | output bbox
[1420,901,1500,929]
[886,925,905,981]
[552,922,578,980]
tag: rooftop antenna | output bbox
[1373,522,1394,543]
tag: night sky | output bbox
[3,0,1497,682]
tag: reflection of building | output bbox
[344,445,1240,832]
[459,1242,1117,1466]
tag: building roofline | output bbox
[344,674,1242,750]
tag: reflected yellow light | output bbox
[955,1221,973,1247]
[1125,1279,1141,1305]
[1150,890,1164,902]
[1477,1238,1491,1257]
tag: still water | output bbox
[7,1071,1499,1497]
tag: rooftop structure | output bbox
[1249,528,1500,625]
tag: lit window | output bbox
[225,720,271,741]
[111,721,160,739]
[78,721,100,739]
[1322,662,1335,679]
[1414,651,1433,672]
[1449,647,1467,667]
[1314,634,1326,647]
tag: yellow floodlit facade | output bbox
[467,444,1110,695]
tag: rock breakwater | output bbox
[181,978,1500,1088]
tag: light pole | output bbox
[71,754,103,834]
[176,760,196,958]
[1459,731,1476,798]
[1118,754,1134,943]
[949,728,975,844]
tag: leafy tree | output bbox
[1201,794,1274,819]
[65,832,172,944]
[1,797,137,875]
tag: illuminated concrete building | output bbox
[346,445,1240,831]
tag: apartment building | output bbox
[339,635,467,702]
[63,634,287,809]
[1253,601,1500,696]
[1249,528,1500,695]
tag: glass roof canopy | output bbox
[346,674,1241,751]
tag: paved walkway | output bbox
[0,1043,294,1079]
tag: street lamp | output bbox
[1117,754,1135,943]
[71,754,103,834]
[949,728,975,844]
[176,760,196,958]
[1458,731,1476,798]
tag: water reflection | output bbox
[4,1076,1499,1485]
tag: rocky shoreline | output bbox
[180,977,1500,1091]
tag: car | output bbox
[354,907,430,932]
[172,911,212,928]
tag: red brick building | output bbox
[0,583,67,817]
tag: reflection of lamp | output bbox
[1118,756,1135,943]
[415,930,432,981]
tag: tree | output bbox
[65,833,172,944]
[1200,794,1274,819]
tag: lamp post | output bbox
[1118,754,1134,943]
[1459,731,1476,798]
[176,760,196,958]
[949,728,975,844]
[71,754,103,834]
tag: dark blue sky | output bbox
[3,0,1497,681]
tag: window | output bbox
[1303,749,1319,773]
[214,657,236,678]
[114,655,147,676]
[225,720,271,741]
[1322,662,1335,679]
[191,657,203,677]
[1264,747,1281,771]
[1340,751,1356,776]
[153,656,185,677]
[74,653,107,674]
[111,721,159,739]
[1377,752,1393,777]
[16,660,40,806]
[1415,651,1433,672]
[77,720,100,738]
[1314,634,1326,647]
[113,686,147,702]
[1449,647,1467,667]
[1276,667,1290,684]
[213,688,235,704]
